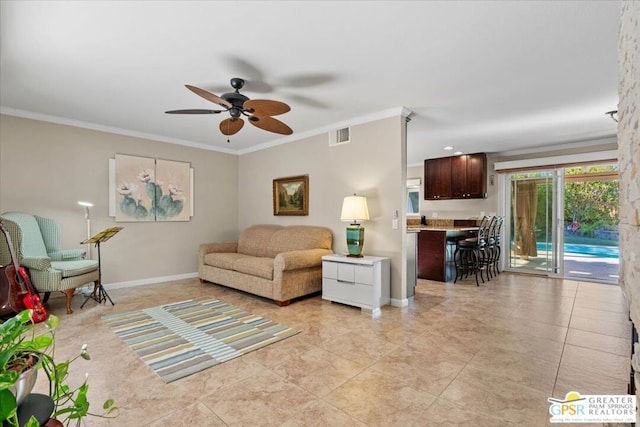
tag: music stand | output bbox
[80,227,122,309]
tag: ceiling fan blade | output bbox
[244,99,290,116]
[185,85,232,109]
[220,117,244,135]
[249,115,293,135]
[165,109,223,114]
[278,73,335,88]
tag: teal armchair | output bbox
[0,212,99,314]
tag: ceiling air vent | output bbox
[328,127,350,146]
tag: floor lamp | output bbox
[77,201,93,259]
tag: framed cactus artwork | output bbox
[112,154,192,222]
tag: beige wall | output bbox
[0,113,409,302]
[0,115,239,284]
[239,115,408,302]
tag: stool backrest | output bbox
[477,216,492,245]
[494,216,504,242]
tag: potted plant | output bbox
[0,310,117,426]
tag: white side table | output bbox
[321,254,390,315]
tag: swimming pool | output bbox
[536,242,619,259]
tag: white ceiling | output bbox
[0,1,620,165]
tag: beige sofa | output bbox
[199,224,333,305]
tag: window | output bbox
[407,188,420,214]
[406,178,421,216]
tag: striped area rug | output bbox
[102,297,300,383]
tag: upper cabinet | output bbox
[424,153,487,200]
[424,157,452,200]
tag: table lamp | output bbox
[340,194,370,257]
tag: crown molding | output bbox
[0,107,237,155]
[236,106,413,155]
[1,106,412,157]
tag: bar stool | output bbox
[489,216,504,276]
[454,216,491,286]
[481,216,499,280]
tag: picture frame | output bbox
[273,175,309,216]
[110,154,193,222]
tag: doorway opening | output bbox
[505,163,619,284]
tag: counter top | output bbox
[408,226,478,232]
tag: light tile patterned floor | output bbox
[33,273,632,426]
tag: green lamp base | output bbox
[346,225,365,257]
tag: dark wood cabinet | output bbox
[424,157,452,200]
[417,229,474,281]
[451,153,487,199]
[425,153,487,200]
[417,230,447,280]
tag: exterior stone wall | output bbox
[618,0,640,406]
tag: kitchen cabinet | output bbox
[424,153,487,200]
[451,153,487,198]
[424,157,452,199]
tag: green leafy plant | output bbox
[0,310,117,426]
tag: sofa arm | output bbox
[21,256,52,271]
[274,249,333,272]
[199,242,238,263]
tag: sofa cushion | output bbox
[233,257,274,280]
[238,225,283,257]
[204,252,252,270]
[266,226,333,258]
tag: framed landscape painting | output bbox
[273,175,309,216]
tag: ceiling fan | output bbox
[165,77,293,137]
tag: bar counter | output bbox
[411,226,478,282]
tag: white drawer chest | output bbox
[321,254,390,315]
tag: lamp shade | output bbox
[340,195,370,223]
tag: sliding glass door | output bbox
[506,170,563,276]
[503,163,619,283]
[563,164,619,283]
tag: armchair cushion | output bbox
[51,260,99,277]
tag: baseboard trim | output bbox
[103,272,199,290]
[390,298,409,307]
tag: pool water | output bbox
[536,242,619,259]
